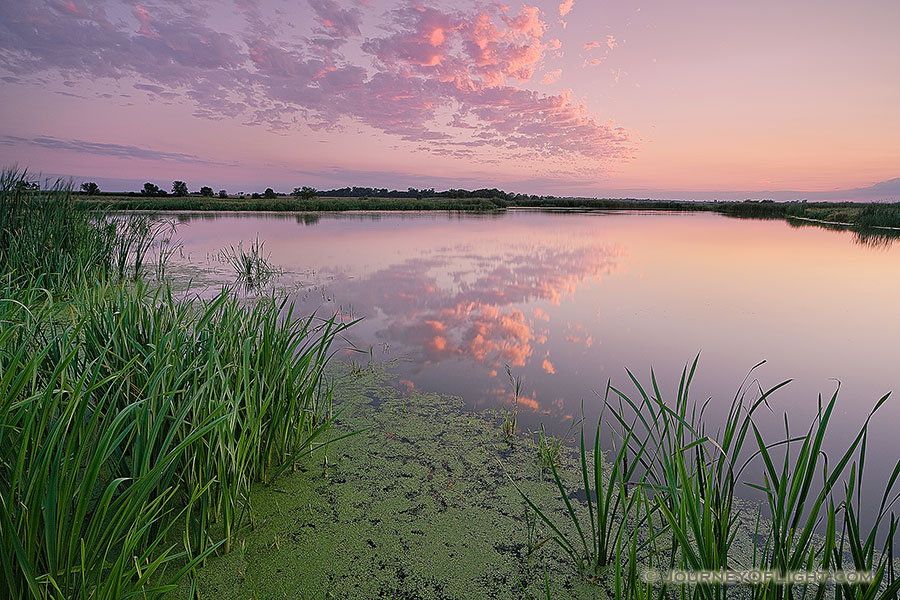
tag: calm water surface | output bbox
[168,209,900,502]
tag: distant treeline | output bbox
[74,188,900,229]
[77,195,507,212]
[318,186,524,200]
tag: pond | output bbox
[166,209,900,506]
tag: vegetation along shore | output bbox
[68,179,900,231]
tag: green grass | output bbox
[0,169,183,291]
[1,283,351,598]
[519,357,900,600]
[219,237,282,289]
[0,169,118,291]
[716,200,900,232]
[75,189,900,233]
[0,168,355,598]
[502,364,523,443]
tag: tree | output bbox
[200,186,214,197]
[218,189,228,199]
[172,181,188,196]
[291,186,318,200]
[81,182,100,195]
[263,188,277,199]
[142,182,160,196]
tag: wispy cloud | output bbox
[2,135,231,165]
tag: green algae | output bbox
[171,366,772,600]
[167,366,608,599]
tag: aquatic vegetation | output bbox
[518,358,900,599]
[536,424,564,471]
[0,168,178,289]
[0,167,353,599]
[502,365,523,443]
[0,168,117,291]
[219,237,282,289]
[77,195,506,212]
[0,280,351,598]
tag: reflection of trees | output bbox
[297,213,320,226]
[785,218,899,249]
[852,228,900,249]
[171,212,504,224]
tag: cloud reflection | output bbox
[320,236,622,414]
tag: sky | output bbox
[0,0,898,198]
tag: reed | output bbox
[1,279,351,598]
[0,169,116,291]
[219,237,282,289]
[519,358,900,600]
[0,166,355,598]
[0,168,180,290]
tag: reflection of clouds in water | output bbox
[541,357,556,374]
[564,322,594,349]
[334,240,623,401]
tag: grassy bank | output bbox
[0,170,350,598]
[76,192,900,231]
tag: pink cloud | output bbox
[51,0,84,17]
[134,6,158,38]
[0,0,636,166]
[559,0,575,17]
[542,68,561,84]
[584,36,617,53]
[308,0,362,38]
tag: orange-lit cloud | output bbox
[542,69,562,84]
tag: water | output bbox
[167,209,900,510]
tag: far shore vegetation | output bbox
[69,178,900,231]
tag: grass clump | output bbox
[502,365,523,443]
[0,280,351,599]
[0,168,118,291]
[519,357,900,600]
[219,237,282,289]
[0,168,180,290]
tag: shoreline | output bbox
[169,364,765,600]
[75,195,900,231]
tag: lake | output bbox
[167,209,900,506]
